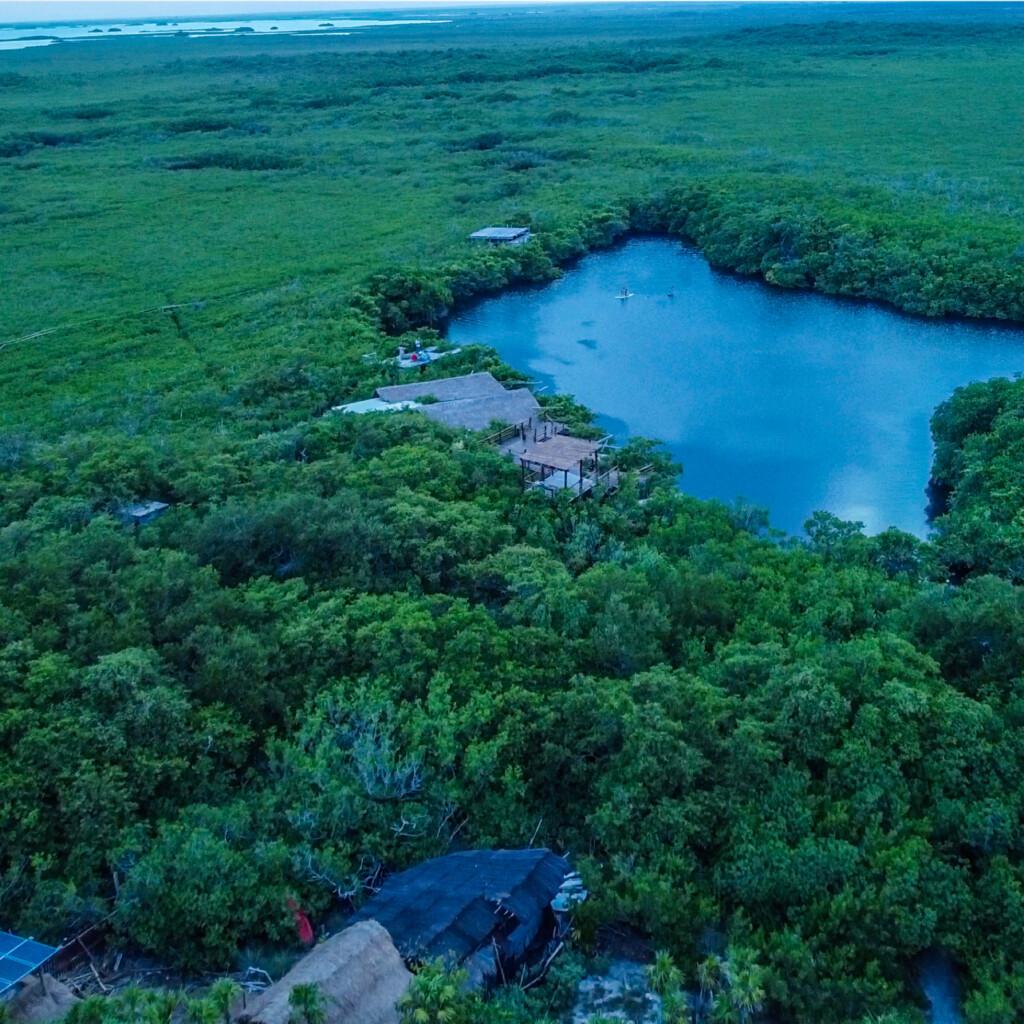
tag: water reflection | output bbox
[448,238,1024,535]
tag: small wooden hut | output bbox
[469,227,532,246]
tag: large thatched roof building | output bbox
[351,849,573,986]
[241,921,410,1024]
[335,372,540,432]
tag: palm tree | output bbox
[142,990,181,1024]
[208,979,242,1024]
[142,989,181,1024]
[697,954,726,1000]
[696,951,727,1021]
[116,986,147,1024]
[185,997,219,1024]
[396,960,466,1024]
[288,983,326,1024]
[67,995,108,1024]
[647,950,682,996]
[726,962,765,1024]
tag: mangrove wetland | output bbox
[4,4,1024,1022]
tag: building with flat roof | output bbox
[116,500,170,526]
[469,226,532,246]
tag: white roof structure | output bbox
[375,371,507,405]
[333,398,419,415]
[117,501,170,523]
[469,226,532,243]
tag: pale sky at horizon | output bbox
[0,0,872,26]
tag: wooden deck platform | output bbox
[502,422,619,500]
[518,434,600,472]
[483,411,621,502]
[528,467,621,499]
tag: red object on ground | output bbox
[286,897,315,946]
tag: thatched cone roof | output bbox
[6,974,80,1024]
[242,921,411,1024]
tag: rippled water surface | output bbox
[448,238,1024,535]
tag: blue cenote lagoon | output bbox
[447,238,1024,537]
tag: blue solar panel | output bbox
[0,932,58,996]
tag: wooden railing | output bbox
[483,422,526,447]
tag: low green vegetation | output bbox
[4,8,1024,440]
[287,983,325,1024]
[4,6,1024,1024]
[60,980,241,1024]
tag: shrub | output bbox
[67,107,115,120]
[160,151,299,171]
[165,117,233,134]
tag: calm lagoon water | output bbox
[447,238,1024,537]
[0,17,447,51]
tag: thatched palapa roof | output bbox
[6,975,79,1024]
[519,434,600,472]
[374,372,541,431]
[375,372,506,405]
[242,921,410,1024]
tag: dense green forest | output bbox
[4,5,1024,1023]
